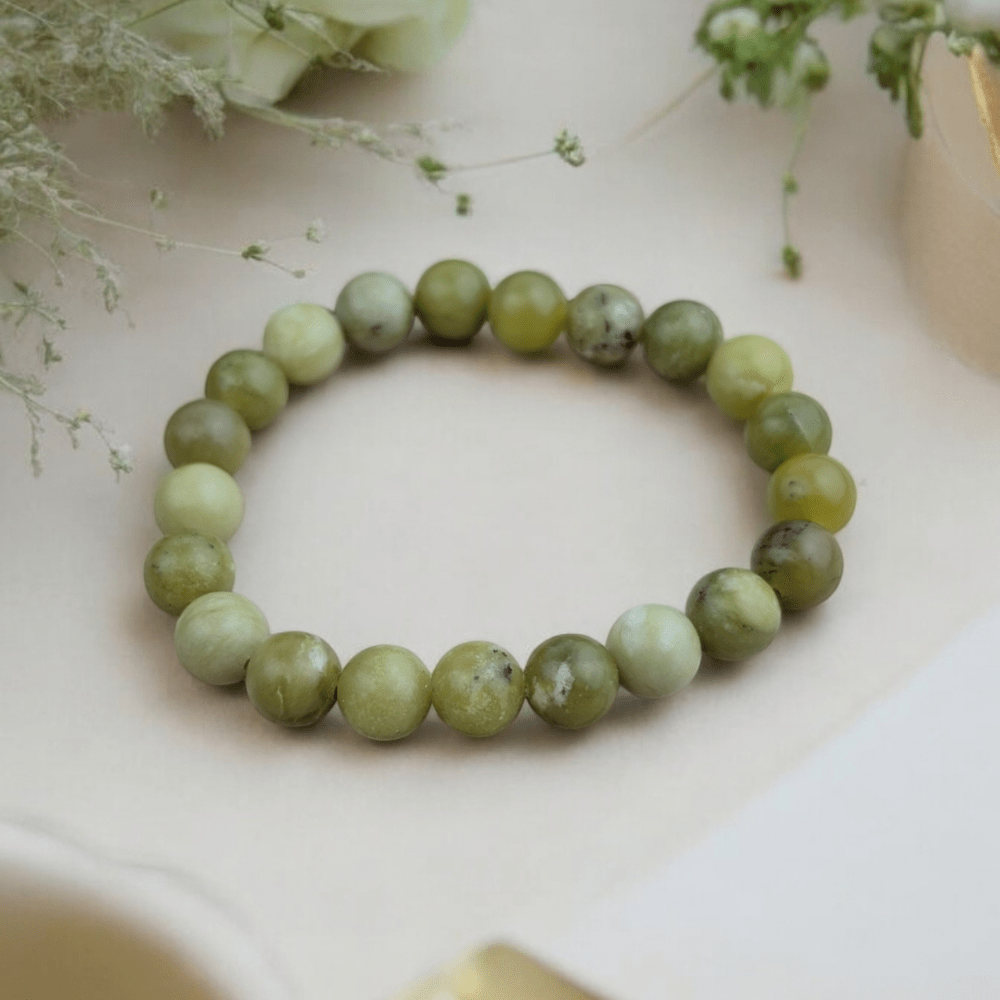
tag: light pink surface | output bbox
[2,4,999,998]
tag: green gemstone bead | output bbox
[565,284,644,367]
[431,641,525,738]
[524,634,618,730]
[744,391,832,472]
[174,592,269,685]
[143,532,235,617]
[163,399,251,474]
[204,349,289,431]
[337,644,432,741]
[245,631,340,728]
[153,462,244,541]
[768,453,857,533]
[685,568,781,662]
[335,272,414,354]
[751,520,844,611]
[705,334,794,420]
[605,604,702,698]
[641,299,723,382]
[262,303,345,385]
[414,259,490,342]
[487,271,567,354]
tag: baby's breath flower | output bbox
[707,6,762,41]
[553,129,585,167]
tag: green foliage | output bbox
[694,0,1000,275]
[695,1,856,109]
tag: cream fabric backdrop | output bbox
[2,3,999,998]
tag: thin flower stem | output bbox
[66,207,303,276]
[623,63,720,144]
[445,149,553,174]
[780,98,812,278]
[0,369,68,425]
[12,230,64,281]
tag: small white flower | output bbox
[707,7,762,42]
[136,0,470,106]
[772,39,830,106]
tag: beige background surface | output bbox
[2,3,999,998]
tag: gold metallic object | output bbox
[393,943,610,1000]
[969,45,1000,180]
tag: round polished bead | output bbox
[751,520,844,611]
[705,334,794,420]
[143,532,235,617]
[566,284,644,367]
[414,259,491,342]
[245,631,341,728]
[524,634,619,730]
[174,592,269,685]
[605,604,702,698]
[744,391,832,472]
[262,303,346,385]
[153,462,244,541]
[337,644,432,741]
[768,453,857,533]
[641,299,723,382]
[431,641,525,738]
[685,568,781,662]
[204,349,289,431]
[487,270,568,354]
[335,272,414,354]
[163,399,251,474]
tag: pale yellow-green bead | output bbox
[174,592,269,686]
[262,303,346,385]
[153,462,244,541]
[487,271,568,354]
[337,644,432,741]
[705,334,794,420]
[605,604,702,699]
[767,453,857,533]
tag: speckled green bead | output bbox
[524,634,619,730]
[685,568,782,662]
[262,303,345,385]
[641,299,723,382]
[414,259,491,342]
[768,453,857,533]
[566,284,644,367]
[751,520,844,611]
[744,391,832,472]
[605,604,702,698]
[153,462,244,541]
[487,271,568,354]
[245,631,340,728]
[143,532,235,617]
[335,272,414,354]
[163,399,251,474]
[337,644,432,741]
[174,591,269,685]
[204,349,289,431]
[705,334,794,420]
[431,641,524,738]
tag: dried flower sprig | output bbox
[0,0,450,475]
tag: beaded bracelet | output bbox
[143,261,857,741]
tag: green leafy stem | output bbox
[695,0,1000,276]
